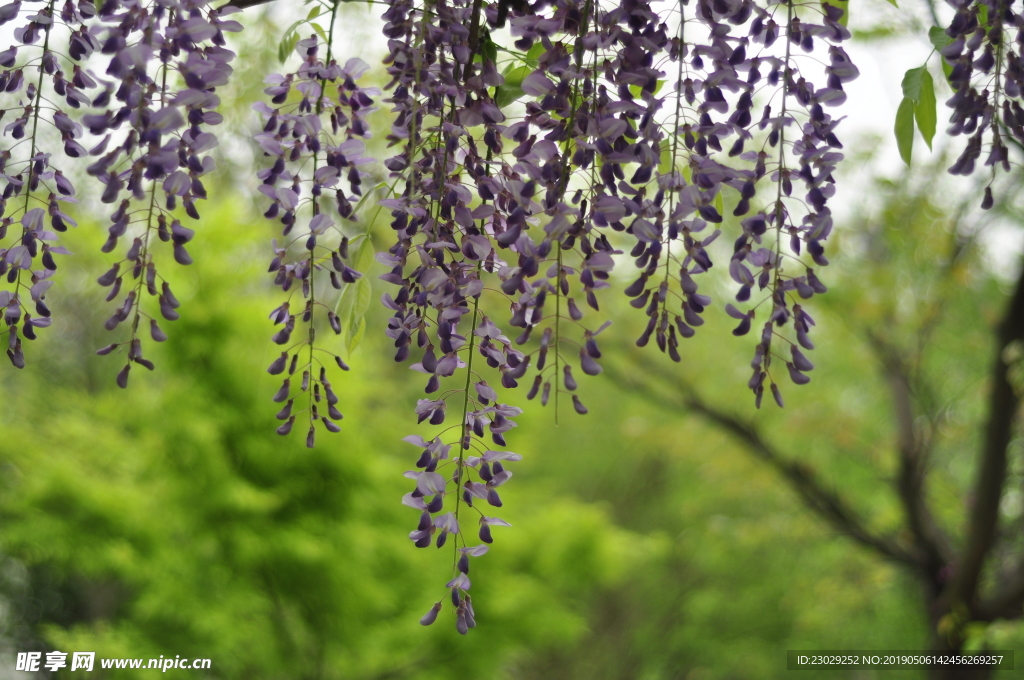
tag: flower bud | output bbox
[419,602,441,626]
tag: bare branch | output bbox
[863,330,952,578]
[604,356,921,569]
[220,0,277,10]
[978,561,1024,621]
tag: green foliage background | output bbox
[1,5,1023,678]
[0,198,924,679]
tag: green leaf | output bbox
[346,316,366,354]
[895,97,915,166]
[280,13,320,45]
[901,66,926,103]
[494,65,531,109]
[480,31,498,65]
[277,32,299,64]
[525,42,546,65]
[822,0,849,26]
[337,273,371,355]
[886,0,897,6]
[352,235,374,273]
[852,25,900,40]
[494,85,522,109]
[335,291,353,333]
[306,5,322,19]
[348,277,372,332]
[901,66,937,151]
[658,141,674,175]
[928,27,955,84]
[628,81,665,98]
[928,26,952,51]
[311,22,328,42]
[915,69,936,150]
[334,266,369,338]
[714,190,724,216]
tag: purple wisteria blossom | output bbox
[374,0,857,630]
[939,0,1024,207]
[255,27,378,446]
[2,0,869,633]
[0,0,241,375]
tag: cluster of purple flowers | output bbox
[374,0,856,631]
[940,0,1024,205]
[255,23,379,446]
[0,0,241,376]
[1,0,863,633]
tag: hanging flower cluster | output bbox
[92,0,240,385]
[1,0,865,633]
[939,0,1024,208]
[255,20,379,446]
[0,0,241,375]
[372,0,856,632]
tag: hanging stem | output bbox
[452,261,483,567]
[14,0,57,311]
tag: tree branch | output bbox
[978,560,1024,620]
[220,0,277,10]
[864,330,952,579]
[605,357,921,569]
[920,0,941,28]
[954,258,1024,611]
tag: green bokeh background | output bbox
[2,3,1024,678]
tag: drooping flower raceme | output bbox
[2,0,867,634]
[0,0,95,368]
[0,0,241,376]
[367,0,857,633]
[255,22,378,447]
[91,0,240,385]
[939,0,1024,208]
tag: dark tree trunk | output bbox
[923,601,995,680]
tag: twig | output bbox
[604,355,921,569]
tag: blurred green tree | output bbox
[0,3,1022,675]
[604,155,1024,680]
[0,154,1020,680]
